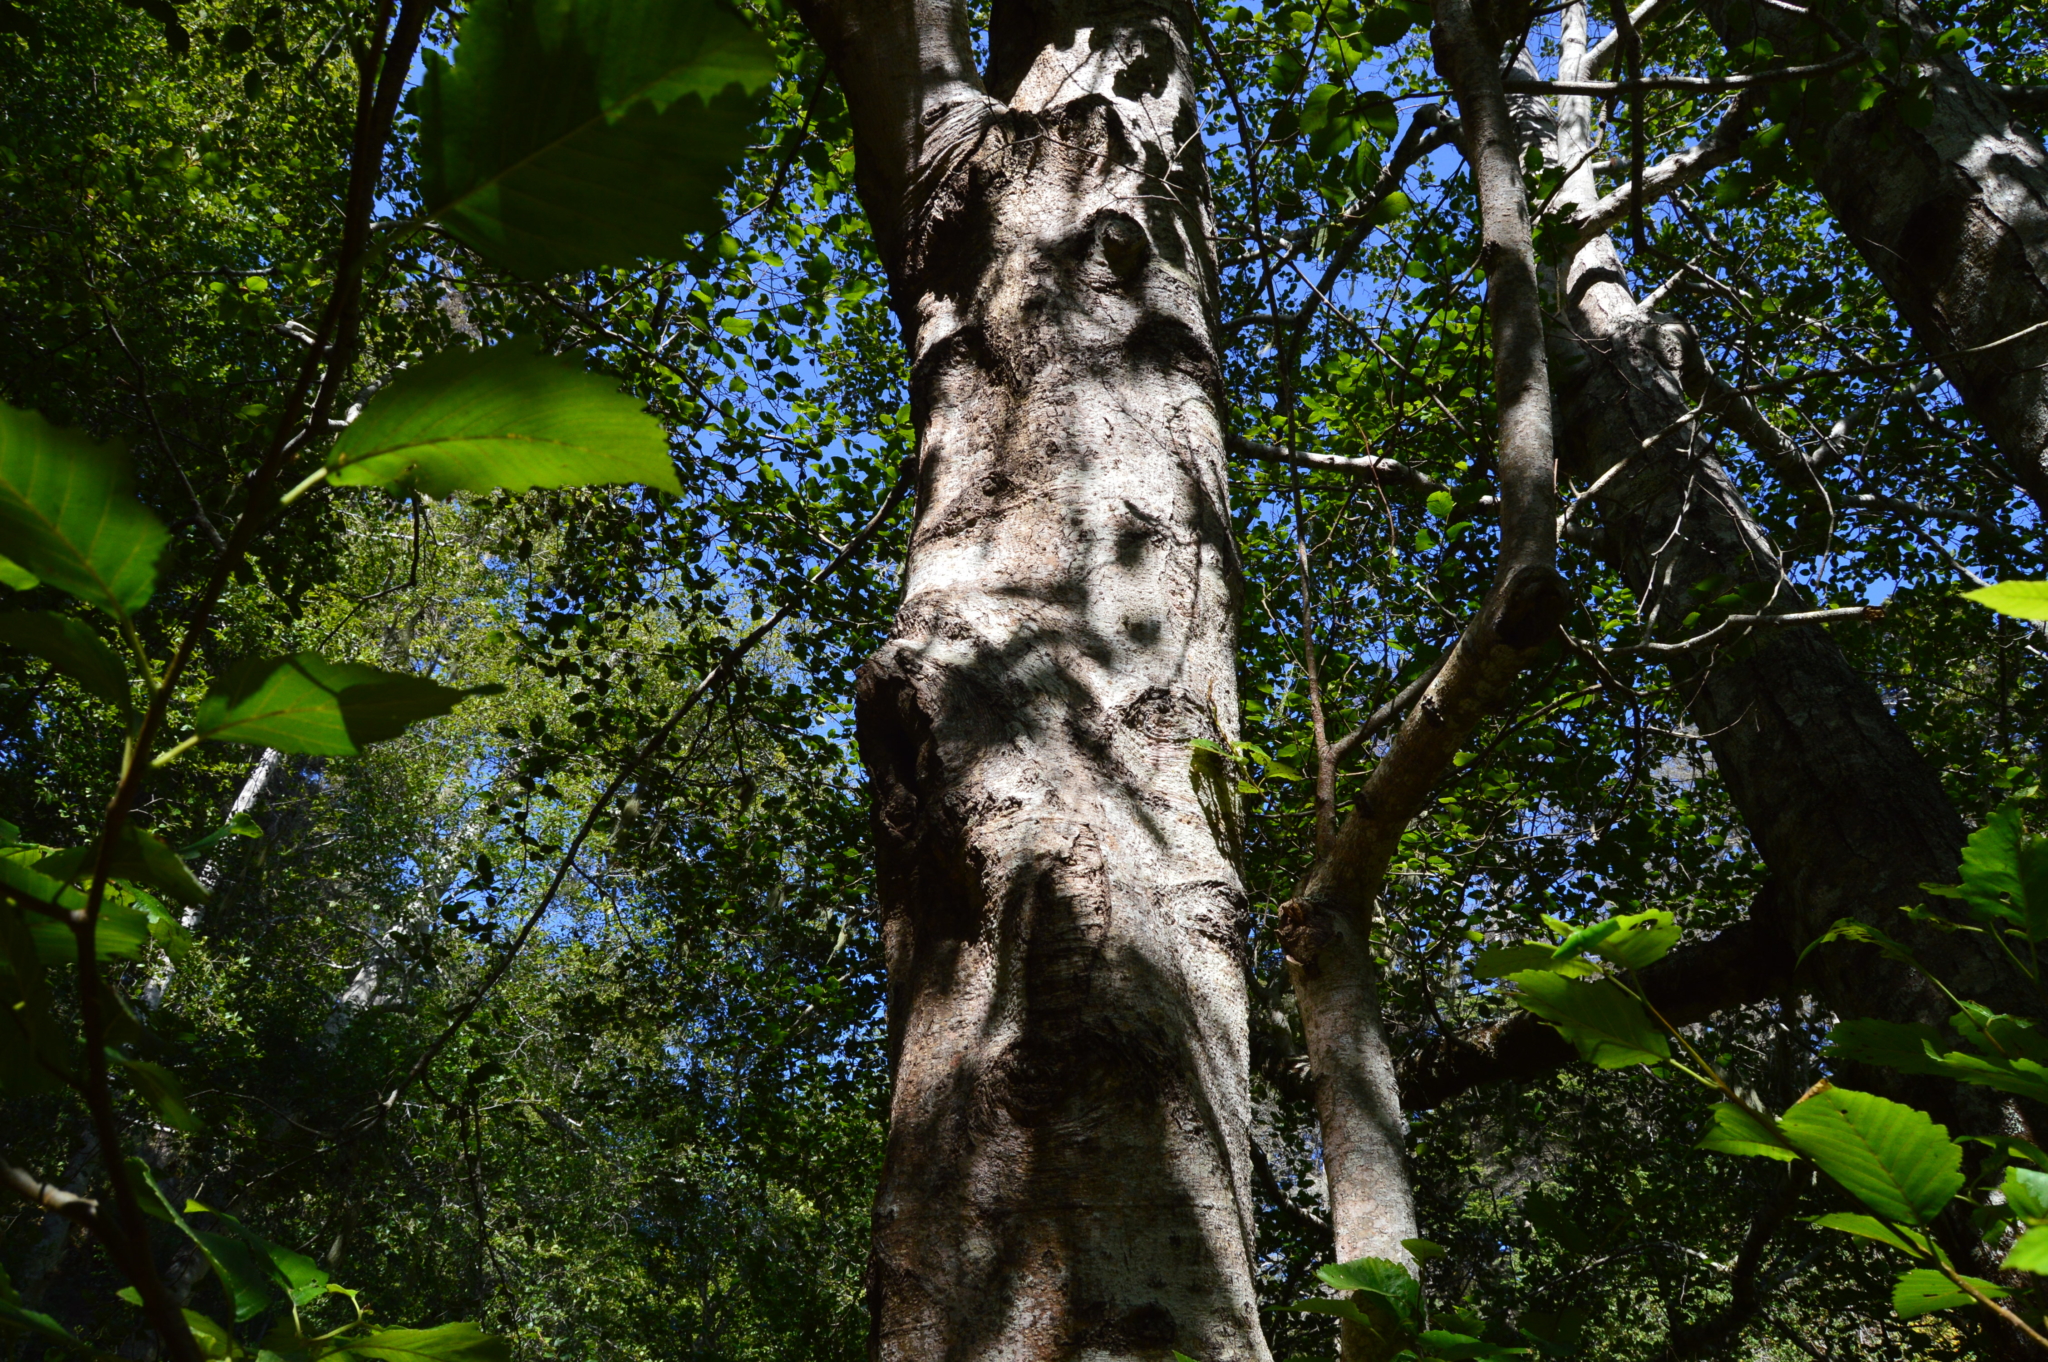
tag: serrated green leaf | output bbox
[326,346,680,497]
[1963,580,2048,621]
[2005,1167,2048,1221]
[0,611,129,709]
[1809,1212,1930,1255]
[2003,1225,2048,1272]
[0,402,168,616]
[108,1048,201,1133]
[1507,970,1669,1068]
[196,653,505,755]
[1425,489,1455,518]
[413,0,774,278]
[1697,1102,1798,1160]
[1892,1267,2005,1317]
[1778,1083,1962,1225]
[344,1322,511,1362]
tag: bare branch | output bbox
[1,1157,104,1233]
[1226,432,1445,494]
[1583,0,1668,77]
[1503,48,1866,95]
[1615,605,1882,658]
[1562,92,1757,251]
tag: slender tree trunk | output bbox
[1279,7,1565,1357]
[1702,0,2048,516]
[795,0,1269,1356]
[1533,9,2009,1074]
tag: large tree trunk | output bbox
[1533,12,2003,1070]
[795,0,1270,1357]
[1702,0,2048,516]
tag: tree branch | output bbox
[1562,91,1757,252]
[1503,48,1866,95]
[1398,898,1795,1109]
[1226,432,1445,494]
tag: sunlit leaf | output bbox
[2004,1226,2048,1272]
[0,402,168,616]
[1587,909,1679,970]
[413,0,774,278]
[327,345,680,497]
[1963,580,2048,621]
[1778,1084,1962,1225]
[343,1322,511,1362]
[1809,1212,1930,1255]
[1892,1267,2005,1317]
[195,653,505,755]
[0,554,35,591]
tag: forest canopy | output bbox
[2,0,2047,1359]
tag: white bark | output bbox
[797,0,1268,1355]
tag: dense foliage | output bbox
[4,0,2048,1359]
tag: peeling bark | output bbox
[796,0,1269,1356]
[1702,0,2048,515]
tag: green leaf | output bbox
[1425,489,1455,519]
[0,402,169,616]
[1401,1237,1449,1262]
[1550,918,1620,961]
[1809,1212,1930,1255]
[1316,1257,1422,1333]
[2005,1166,2048,1221]
[1697,1102,1798,1161]
[2003,1225,2048,1272]
[187,1202,331,1307]
[0,612,128,709]
[1777,1083,1963,1225]
[1586,909,1679,970]
[129,1159,278,1322]
[196,653,505,755]
[1826,1019,1951,1077]
[0,902,62,1094]
[1891,1267,2005,1317]
[0,554,38,591]
[343,1323,511,1362]
[1469,943,1597,979]
[326,345,681,498]
[1963,580,2048,621]
[413,0,775,278]
[183,1309,236,1360]
[37,825,207,905]
[1799,917,1920,969]
[107,1048,201,1132]
[1507,970,1669,1068]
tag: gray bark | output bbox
[1277,8,1566,1357]
[797,0,1269,1356]
[1535,10,2006,1075]
[1702,0,2048,516]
